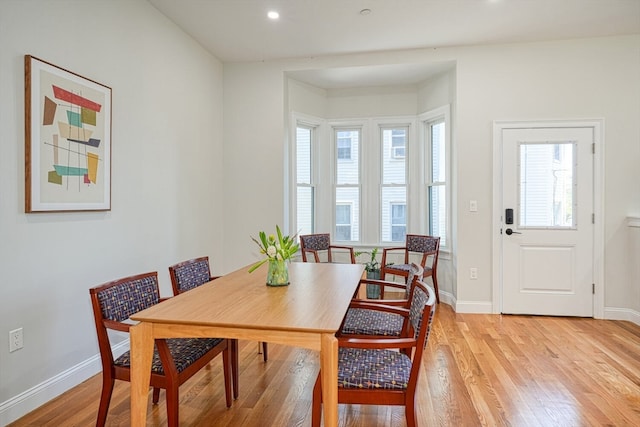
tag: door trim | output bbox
[492,119,604,318]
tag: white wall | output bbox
[0,0,225,422]
[1,1,638,422]
[223,35,640,317]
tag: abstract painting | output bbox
[25,55,111,212]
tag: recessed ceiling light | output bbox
[267,11,280,20]
[359,8,372,16]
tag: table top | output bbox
[131,262,365,334]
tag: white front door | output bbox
[500,126,594,316]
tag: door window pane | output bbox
[519,142,575,228]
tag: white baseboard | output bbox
[0,340,129,426]
[604,307,640,326]
[453,299,493,314]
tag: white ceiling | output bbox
[147,0,640,88]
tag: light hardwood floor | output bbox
[9,304,640,426]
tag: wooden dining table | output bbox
[129,261,365,426]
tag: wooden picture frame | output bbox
[25,55,112,212]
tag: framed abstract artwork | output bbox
[25,55,111,212]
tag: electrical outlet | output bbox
[469,268,478,280]
[9,328,23,352]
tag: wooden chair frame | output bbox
[168,256,268,400]
[312,281,436,427]
[352,263,423,301]
[90,271,232,427]
[381,234,440,303]
[340,264,424,343]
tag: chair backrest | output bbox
[404,263,424,299]
[406,234,439,253]
[408,280,437,349]
[169,256,212,295]
[300,233,330,251]
[89,272,160,366]
[404,234,440,266]
[299,233,330,262]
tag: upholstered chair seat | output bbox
[337,347,412,390]
[89,271,232,427]
[114,338,225,374]
[341,308,403,336]
[339,264,423,338]
[313,280,437,427]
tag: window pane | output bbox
[429,184,447,247]
[297,186,314,236]
[431,122,445,183]
[335,204,351,240]
[296,125,314,234]
[382,128,406,184]
[391,129,406,158]
[336,188,359,241]
[296,127,311,184]
[391,203,406,242]
[381,187,406,242]
[337,137,351,160]
[336,130,359,184]
[519,142,575,228]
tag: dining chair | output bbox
[381,234,441,303]
[340,263,424,339]
[168,256,269,399]
[311,280,437,427]
[89,271,232,427]
[168,255,220,295]
[299,233,356,263]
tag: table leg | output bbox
[231,339,239,399]
[130,322,153,426]
[320,333,339,427]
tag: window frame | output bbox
[290,107,450,249]
[333,126,362,242]
[419,105,451,251]
[290,113,324,237]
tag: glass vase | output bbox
[366,269,381,299]
[266,259,289,286]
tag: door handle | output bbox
[505,228,522,235]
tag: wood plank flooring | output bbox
[9,304,640,426]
